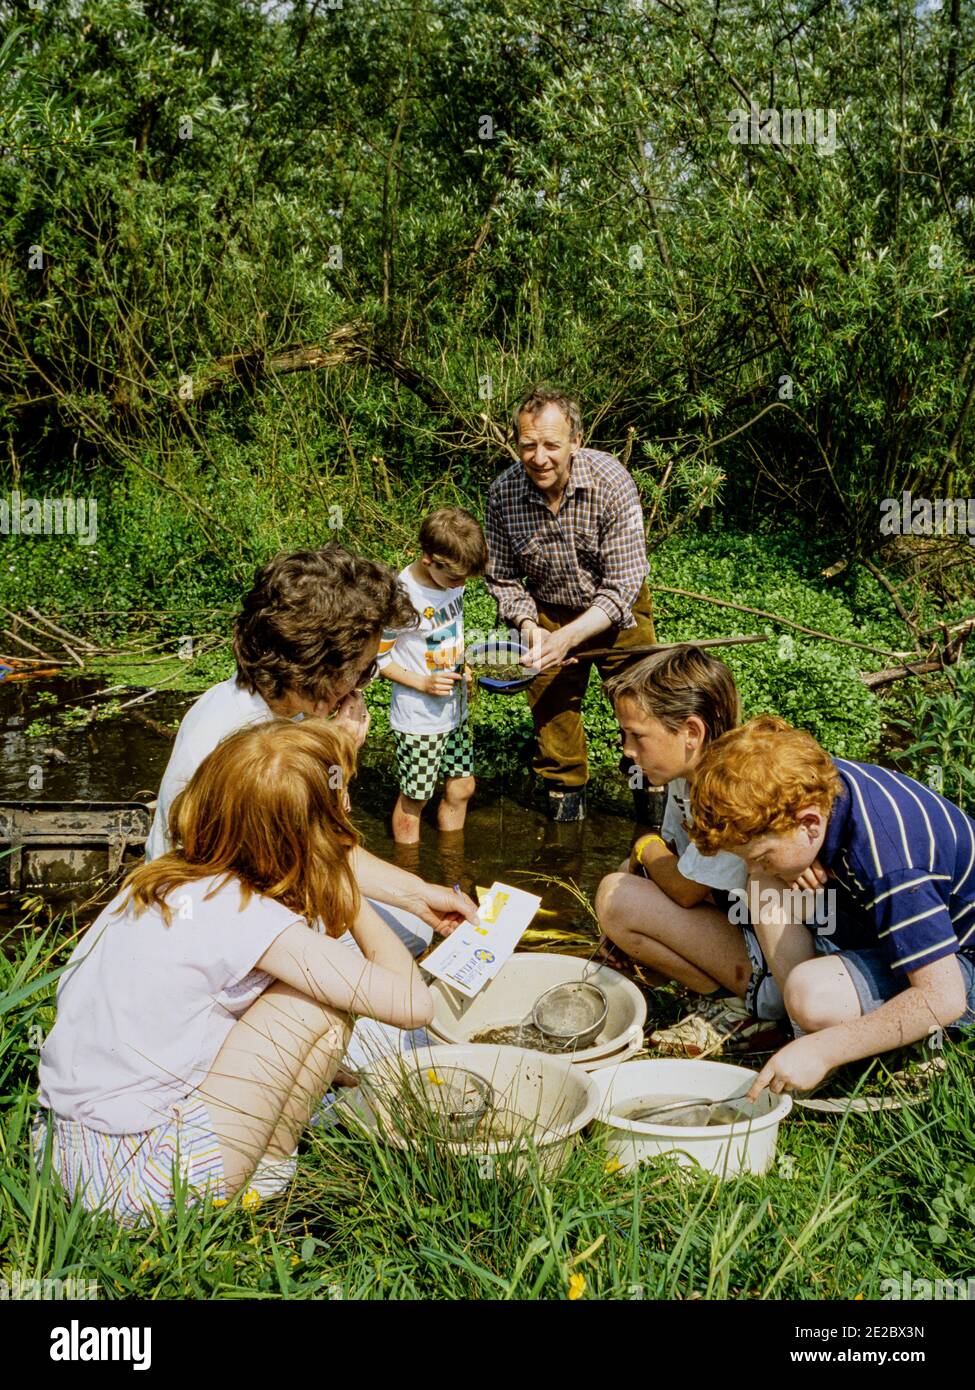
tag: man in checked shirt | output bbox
[484,386,657,821]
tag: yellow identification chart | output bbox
[421,881,542,998]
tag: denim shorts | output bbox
[817,940,975,1030]
[740,923,784,1020]
[708,888,802,1021]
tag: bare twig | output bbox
[859,560,921,645]
[1,626,58,660]
[647,584,914,659]
[25,607,99,652]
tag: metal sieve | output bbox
[403,1066,495,1141]
[532,981,608,1051]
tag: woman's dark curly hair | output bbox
[233,544,417,704]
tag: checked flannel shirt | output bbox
[484,448,649,630]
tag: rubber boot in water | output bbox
[547,786,587,822]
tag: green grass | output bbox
[2,925,973,1301]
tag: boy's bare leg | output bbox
[437,775,475,833]
[392,792,426,844]
[783,954,862,1032]
[199,981,351,1192]
[747,873,819,1001]
[595,872,752,996]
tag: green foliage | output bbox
[646,527,896,758]
[889,663,975,812]
[1,0,973,544]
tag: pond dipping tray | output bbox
[426,952,647,1070]
[345,1044,601,1178]
[591,1059,793,1178]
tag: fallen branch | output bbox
[579,633,770,660]
[0,606,85,666]
[862,659,947,690]
[646,585,913,660]
[25,606,99,653]
[130,708,178,741]
[860,621,975,688]
[1,626,60,660]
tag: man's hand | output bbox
[790,857,829,894]
[330,691,370,749]
[402,881,479,936]
[525,627,577,674]
[423,670,464,698]
[747,1034,834,1101]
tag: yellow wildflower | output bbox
[241,1188,262,1211]
[604,1155,622,1174]
[427,1069,445,1086]
[568,1273,586,1301]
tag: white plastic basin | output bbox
[426,952,647,1071]
[345,1043,602,1178]
[592,1058,792,1178]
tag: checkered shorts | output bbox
[393,723,475,801]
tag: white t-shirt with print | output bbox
[145,677,273,860]
[378,566,467,735]
[37,875,305,1132]
[661,777,748,894]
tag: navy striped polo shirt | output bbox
[820,759,975,973]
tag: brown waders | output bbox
[524,582,656,815]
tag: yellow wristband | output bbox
[632,833,666,865]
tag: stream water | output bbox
[0,674,643,938]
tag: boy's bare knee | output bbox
[444,776,475,804]
[316,1017,351,1055]
[784,963,843,1032]
[595,872,626,926]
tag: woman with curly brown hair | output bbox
[145,542,479,954]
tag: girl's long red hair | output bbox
[120,718,361,934]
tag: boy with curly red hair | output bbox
[689,716,975,1099]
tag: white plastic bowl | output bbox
[592,1058,792,1178]
[344,1043,602,1178]
[426,952,647,1071]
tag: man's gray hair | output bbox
[510,386,583,443]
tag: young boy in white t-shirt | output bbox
[378,508,488,844]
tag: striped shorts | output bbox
[32,1098,227,1227]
